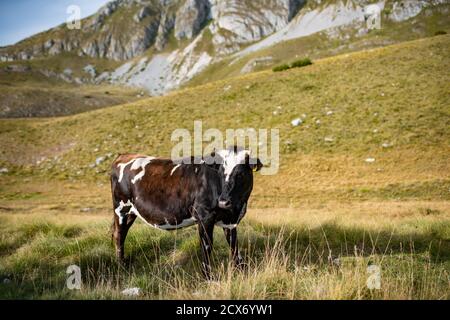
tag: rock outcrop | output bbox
[1,0,449,95]
[1,0,307,61]
[174,0,210,40]
[208,0,305,55]
[155,11,176,50]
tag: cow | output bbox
[110,147,262,278]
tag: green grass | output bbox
[273,58,312,72]
[290,58,312,68]
[272,64,291,72]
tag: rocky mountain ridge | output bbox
[1,0,449,96]
[0,0,305,61]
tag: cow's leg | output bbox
[223,227,244,267]
[112,214,124,262]
[198,219,215,279]
[112,206,137,263]
[122,213,137,246]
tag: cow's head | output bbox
[213,147,263,210]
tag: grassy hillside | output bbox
[0,82,143,118]
[1,34,448,199]
[0,35,448,299]
[0,54,143,117]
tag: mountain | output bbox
[0,0,449,98]
[0,0,305,60]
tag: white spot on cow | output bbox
[115,200,140,225]
[217,149,250,182]
[215,221,238,229]
[170,164,181,176]
[155,217,197,230]
[131,157,155,184]
[117,159,135,183]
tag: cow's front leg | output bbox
[198,219,215,279]
[113,214,125,262]
[223,227,244,267]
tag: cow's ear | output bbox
[247,156,263,172]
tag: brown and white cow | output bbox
[110,147,262,278]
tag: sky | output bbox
[0,0,111,46]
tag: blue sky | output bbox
[0,0,111,46]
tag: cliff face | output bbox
[207,0,305,55]
[1,0,449,95]
[0,0,304,61]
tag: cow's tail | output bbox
[110,216,115,246]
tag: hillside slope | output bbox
[0,34,448,206]
[0,77,142,118]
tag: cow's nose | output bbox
[218,199,232,209]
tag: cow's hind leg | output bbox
[112,204,137,263]
[223,228,244,268]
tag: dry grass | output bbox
[0,179,448,299]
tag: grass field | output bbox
[0,34,449,299]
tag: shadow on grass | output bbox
[242,220,450,264]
